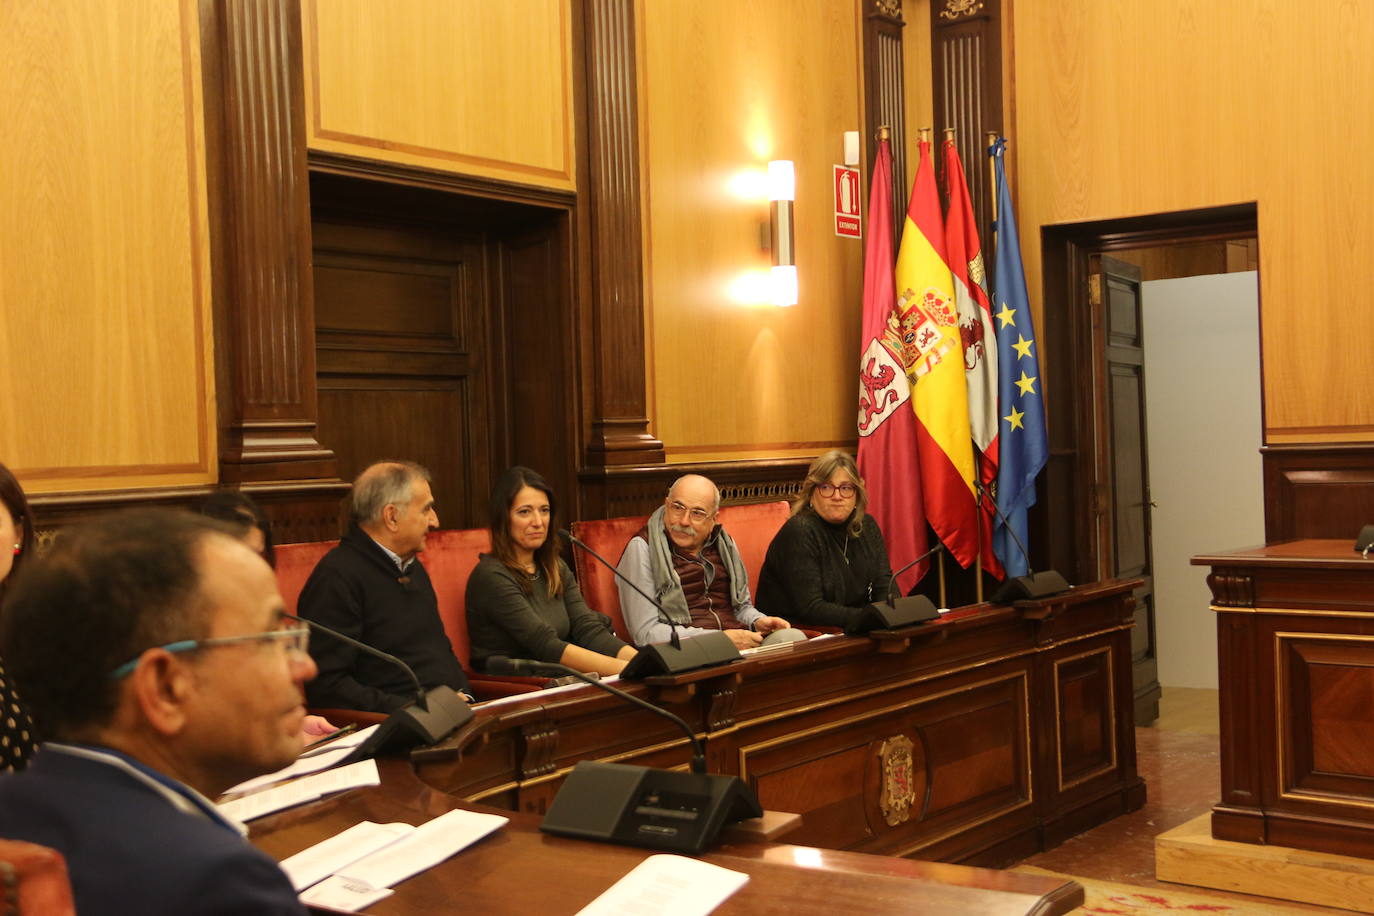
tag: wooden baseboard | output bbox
[1156,812,1374,913]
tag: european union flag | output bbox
[989,138,1048,577]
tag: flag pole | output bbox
[937,550,947,609]
[986,131,1000,226]
[877,125,890,141]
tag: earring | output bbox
[11,544,19,555]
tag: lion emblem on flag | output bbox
[857,330,909,436]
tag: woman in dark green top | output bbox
[466,467,636,676]
[756,450,894,629]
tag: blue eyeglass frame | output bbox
[109,626,310,679]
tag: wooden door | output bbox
[1093,256,1160,724]
[311,217,495,530]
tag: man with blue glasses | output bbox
[0,509,310,914]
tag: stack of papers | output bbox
[281,809,509,912]
[218,759,381,823]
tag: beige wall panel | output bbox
[903,0,934,195]
[1011,1,1374,442]
[643,0,866,461]
[303,0,575,190]
[0,0,215,493]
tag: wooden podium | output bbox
[1194,539,1374,857]
[411,580,1144,865]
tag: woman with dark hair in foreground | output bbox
[0,461,39,770]
[466,466,636,676]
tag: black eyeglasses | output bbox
[816,483,856,498]
[667,500,713,523]
[110,623,310,679]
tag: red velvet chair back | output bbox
[569,515,646,642]
[0,839,75,915]
[273,539,339,616]
[416,527,491,667]
[570,500,791,641]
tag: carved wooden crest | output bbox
[878,734,918,826]
[940,0,986,20]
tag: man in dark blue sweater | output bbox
[297,461,470,712]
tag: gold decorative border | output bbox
[1052,646,1117,792]
[1214,605,1374,618]
[1274,630,1374,810]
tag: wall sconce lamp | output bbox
[767,160,797,306]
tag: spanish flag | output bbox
[894,139,978,567]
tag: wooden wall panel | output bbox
[301,0,575,190]
[1011,1,1374,443]
[0,0,215,492]
[640,0,865,463]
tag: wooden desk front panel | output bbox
[414,582,1143,865]
[1199,540,1374,858]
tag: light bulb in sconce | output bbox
[767,159,796,306]
[771,265,798,307]
[766,160,795,202]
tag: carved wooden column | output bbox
[200,0,337,488]
[578,0,665,472]
[863,0,908,239]
[930,0,1005,248]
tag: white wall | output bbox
[1142,271,1263,689]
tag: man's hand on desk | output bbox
[753,616,791,635]
[300,715,338,745]
[725,629,763,649]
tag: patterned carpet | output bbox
[1013,867,1303,915]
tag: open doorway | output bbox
[1040,205,1260,725]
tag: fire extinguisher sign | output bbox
[833,164,861,238]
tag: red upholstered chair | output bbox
[0,839,75,915]
[274,538,338,616]
[569,515,646,642]
[570,500,793,643]
[418,528,548,701]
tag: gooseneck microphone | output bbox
[884,541,946,607]
[285,612,473,757]
[559,529,681,650]
[285,612,428,710]
[559,529,740,678]
[976,483,1071,601]
[497,655,763,853]
[487,655,706,774]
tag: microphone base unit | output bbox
[1356,524,1374,554]
[342,685,473,763]
[991,570,1072,603]
[847,595,940,635]
[619,630,741,679]
[540,760,762,854]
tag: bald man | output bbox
[616,474,790,649]
[296,461,470,712]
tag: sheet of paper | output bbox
[301,723,380,758]
[576,854,750,916]
[218,759,380,822]
[225,745,356,796]
[280,820,414,892]
[299,875,394,913]
[336,808,508,889]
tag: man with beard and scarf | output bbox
[615,474,790,648]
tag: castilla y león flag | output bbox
[942,137,1002,579]
[893,139,978,568]
[856,137,929,593]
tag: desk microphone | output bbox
[558,529,740,678]
[977,484,1071,601]
[847,541,944,635]
[285,613,473,757]
[488,655,761,853]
